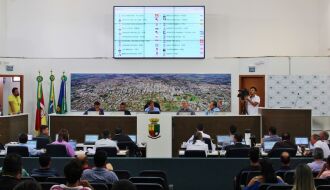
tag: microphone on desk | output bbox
[294,92,300,108]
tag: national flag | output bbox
[56,74,67,114]
[35,75,47,131]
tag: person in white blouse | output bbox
[186,132,209,155]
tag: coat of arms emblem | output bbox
[148,118,161,139]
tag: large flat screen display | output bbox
[113,6,205,58]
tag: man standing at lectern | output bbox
[8,87,21,115]
[245,87,260,115]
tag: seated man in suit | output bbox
[84,101,104,115]
[118,102,131,115]
[37,125,52,142]
[144,100,160,113]
[263,126,282,142]
[268,132,297,155]
[112,127,139,156]
[225,132,250,152]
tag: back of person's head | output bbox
[102,129,110,139]
[112,179,137,190]
[311,134,320,141]
[249,147,260,164]
[320,131,329,141]
[281,132,290,141]
[268,127,277,135]
[313,147,324,160]
[18,133,28,144]
[229,125,237,135]
[39,154,51,168]
[280,152,290,165]
[2,153,22,177]
[58,128,69,142]
[196,124,204,131]
[64,159,83,185]
[94,150,107,168]
[193,132,203,144]
[293,164,316,190]
[13,181,42,190]
[234,132,243,143]
[260,159,277,183]
[115,127,122,135]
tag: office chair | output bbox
[39,182,59,190]
[266,184,293,190]
[46,144,68,157]
[7,146,29,157]
[134,183,164,190]
[203,138,212,151]
[113,170,132,179]
[47,177,67,184]
[184,150,206,157]
[33,137,50,149]
[226,148,250,157]
[140,170,169,189]
[267,148,296,157]
[90,183,109,190]
[283,170,295,185]
[129,177,167,190]
[96,147,117,157]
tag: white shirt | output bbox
[188,131,211,142]
[186,140,209,155]
[246,95,260,115]
[95,139,119,151]
[314,140,330,158]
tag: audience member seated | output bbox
[225,132,250,152]
[263,127,282,142]
[319,131,329,144]
[186,132,209,155]
[0,154,22,190]
[144,100,160,113]
[268,132,297,155]
[112,179,137,190]
[235,147,261,189]
[81,150,119,184]
[84,101,104,115]
[317,155,330,179]
[244,159,284,190]
[76,153,92,170]
[112,127,139,155]
[276,152,292,172]
[205,100,220,115]
[229,125,237,141]
[50,159,93,190]
[307,147,326,172]
[17,133,43,156]
[176,100,195,115]
[51,128,75,157]
[118,102,131,115]
[95,129,119,151]
[310,134,330,158]
[31,154,58,177]
[188,124,211,142]
[292,164,316,190]
[13,180,42,190]
[37,125,52,142]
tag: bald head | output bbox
[280,152,290,166]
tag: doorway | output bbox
[0,75,24,115]
[239,75,265,114]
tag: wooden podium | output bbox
[0,113,28,143]
[259,108,312,140]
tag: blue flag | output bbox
[56,74,67,114]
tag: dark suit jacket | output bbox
[112,134,138,156]
[269,140,297,154]
[225,142,250,151]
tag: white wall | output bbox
[0,0,6,56]
[2,0,329,58]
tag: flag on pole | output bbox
[56,73,67,114]
[48,72,56,114]
[35,73,47,132]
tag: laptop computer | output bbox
[26,140,37,150]
[88,111,100,116]
[295,137,309,146]
[128,135,137,143]
[84,134,99,145]
[178,112,192,116]
[69,140,77,150]
[216,135,231,145]
[263,141,277,152]
[108,111,125,116]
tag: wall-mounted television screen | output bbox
[113,6,205,59]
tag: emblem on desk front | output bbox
[148,118,161,139]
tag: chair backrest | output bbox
[96,147,117,157]
[130,177,167,190]
[134,183,164,190]
[314,178,330,187]
[203,138,212,151]
[33,137,50,149]
[20,177,36,181]
[39,182,59,190]
[46,144,68,157]
[266,184,293,190]
[268,148,296,157]
[258,183,273,190]
[245,171,262,185]
[283,170,295,185]
[139,170,168,186]
[106,183,112,190]
[90,183,109,190]
[317,185,330,190]
[117,141,134,150]
[31,175,49,182]
[113,170,131,179]
[7,146,29,157]
[275,171,287,179]
[226,148,250,157]
[184,150,206,157]
[47,177,67,184]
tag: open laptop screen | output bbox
[128,135,137,143]
[26,140,37,150]
[264,141,277,151]
[216,135,231,145]
[295,137,309,145]
[84,134,99,144]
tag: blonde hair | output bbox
[292,164,316,190]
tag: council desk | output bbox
[0,113,28,143]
